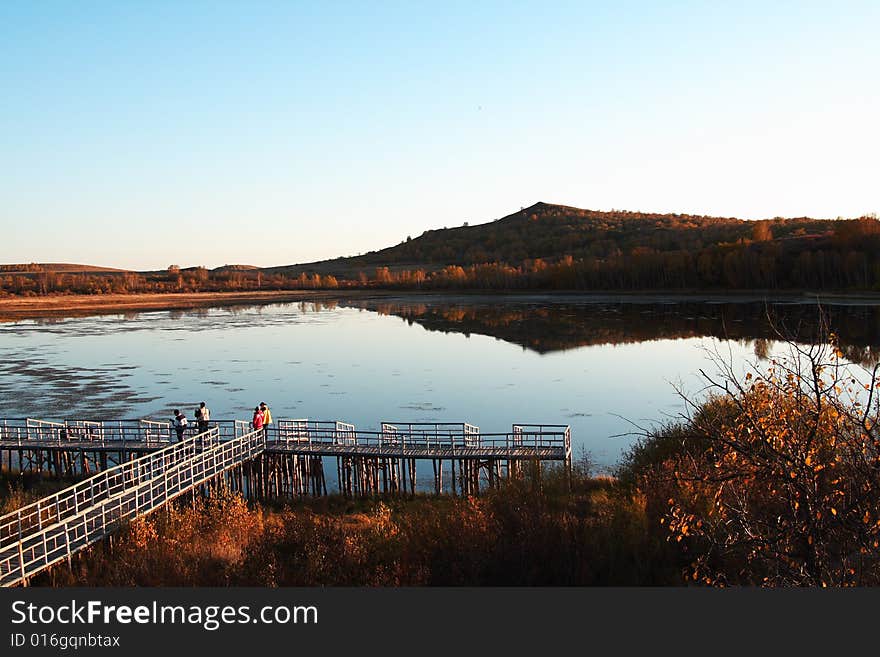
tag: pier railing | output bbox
[276,419,356,445]
[0,428,222,548]
[0,427,266,587]
[65,419,105,441]
[513,424,571,459]
[24,419,65,440]
[380,422,481,446]
[0,413,572,585]
[1,417,570,460]
[266,425,569,457]
[140,419,171,442]
[0,419,243,446]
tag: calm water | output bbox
[1,295,879,469]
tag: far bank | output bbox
[3,287,880,322]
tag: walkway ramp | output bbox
[0,427,265,587]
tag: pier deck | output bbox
[0,415,571,587]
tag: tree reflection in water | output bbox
[339,297,880,366]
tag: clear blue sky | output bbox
[1,1,878,270]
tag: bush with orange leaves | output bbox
[625,332,880,586]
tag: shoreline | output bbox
[1,288,880,321]
[0,290,358,322]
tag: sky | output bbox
[1,1,878,270]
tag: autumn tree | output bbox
[374,267,393,285]
[751,221,773,242]
[643,322,880,586]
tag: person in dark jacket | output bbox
[173,410,188,442]
[196,401,210,433]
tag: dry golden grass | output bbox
[0,290,348,321]
[34,470,683,587]
[0,472,74,515]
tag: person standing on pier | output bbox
[260,401,272,426]
[173,410,188,442]
[252,406,264,432]
[196,401,210,433]
[259,401,272,440]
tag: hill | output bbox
[3,203,880,296]
[266,202,841,277]
[0,263,129,274]
[211,264,259,272]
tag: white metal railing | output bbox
[1,419,568,456]
[335,421,356,445]
[380,422,481,447]
[277,418,309,443]
[380,423,398,444]
[267,425,568,456]
[0,414,571,586]
[234,420,252,437]
[0,418,569,459]
[25,418,65,441]
[464,423,479,447]
[140,419,171,442]
[0,428,221,548]
[0,427,266,587]
[513,424,571,459]
[64,419,104,441]
[513,424,523,446]
[275,419,356,445]
[0,419,242,446]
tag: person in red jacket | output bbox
[252,406,264,431]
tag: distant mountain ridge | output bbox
[1,204,847,277]
[0,263,128,274]
[266,201,840,276]
[5,203,878,294]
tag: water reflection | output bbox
[1,295,878,467]
[340,297,880,365]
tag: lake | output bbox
[1,294,879,470]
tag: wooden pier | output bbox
[0,415,571,587]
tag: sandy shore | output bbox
[0,290,361,321]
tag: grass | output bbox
[31,464,684,587]
[0,470,77,516]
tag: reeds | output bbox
[35,468,681,587]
